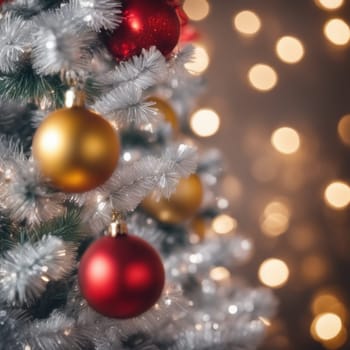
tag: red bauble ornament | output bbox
[78,234,165,318]
[105,0,180,61]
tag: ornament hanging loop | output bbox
[108,212,128,237]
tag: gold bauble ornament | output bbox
[147,96,179,132]
[142,174,203,224]
[32,106,120,193]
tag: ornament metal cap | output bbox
[64,87,86,108]
[107,212,128,237]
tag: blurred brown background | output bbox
[183,0,350,349]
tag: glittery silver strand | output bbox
[0,159,65,226]
[24,311,93,350]
[31,10,96,75]
[95,47,168,91]
[173,318,266,350]
[0,13,32,73]
[93,84,159,126]
[103,144,197,212]
[0,236,76,305]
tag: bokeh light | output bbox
[258,258,290,288]
[260,201,290,237]
[248,64,278,91]
[271,127,300,154]
[337,114,350,146]
[324,181,350,209]
[315,0,344,10]
[233,10,261,36]
[183,0,210,21]
[311,313,342,341]
[210,266,231,281]
[190,108,220,137]
[264,201,290,217]
[311,292,347,320]
[323,18,350,46]
[212,214,237,234]
[276,36,305,64]
[185,44,210,75]
[322,327,348,349]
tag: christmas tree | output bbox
[0,1,276,349]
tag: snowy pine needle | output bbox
[95,47,168,91]
[0,308,30,350]
[31,10,96,75]
[70,0,122,31]
[0,13,32,73]
[25,311,93,350]
[0,136,25,162]
[0,159,65,226]
[105,144,197,212]
[78,144,197,230]
[93,84,159,126]
[0,236,76,305]
[169,45,195,71]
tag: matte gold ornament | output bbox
[142,174,203,224]
[147,96,179,132]
[32,105,120,193]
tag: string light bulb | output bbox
[324,18,350,46]
[324,181,350,209]
[190,108,220,137]
[212,214,237,235]
[311,313,342,341]
[258,258,290,288]
[260,201,290,237]
[233,10,261,36]
[271,127,300,154]
[248,64,278,91]
[183,0,210,21]
[315,0,344,10]
[276,36,305,64]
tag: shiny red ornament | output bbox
[78,234,165,319]
[105,0,180,61]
